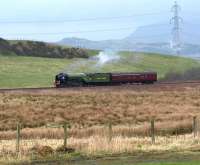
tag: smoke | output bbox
[62,59,91,73]
[90,50,121,72]
[93,50,120,65]
[62,50,121,73]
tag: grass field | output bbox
[0,54,72,88]
[1,52,200,164]
[1,134,200,164]
[1,84,200,163]
[138,162,200,165]
[0,84,200,133]
[0,52,200,88]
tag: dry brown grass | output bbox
[0,86,200,162]
[0,121,193,140]
[1,134,200,157]
[0,86,200,134]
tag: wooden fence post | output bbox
[63,122,67,148]
[46,122,68,147]
[108,122,112,143]
[193,116,197,138]
[16,123,21,153]
[151,119,155,144]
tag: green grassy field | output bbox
[138,162,200,165]
[0,52,200,88]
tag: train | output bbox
[54,72,157,87]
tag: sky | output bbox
[0,0,199,42]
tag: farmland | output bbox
[0,83,200,164]
[1,83,200,132]
[1,51,200,164]
[0,52,200,88]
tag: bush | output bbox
[162,68,200,81]
[11,41,89,59]
[0,38,89,59]
[56,145,75,153]
[30,145,54,157]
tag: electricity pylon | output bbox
[170,1,183,55]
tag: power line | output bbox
[182,32,200,38]
[182,11,200,16]
[125,33,171,39]
[183,21,200,26]
[0,27,135,36]
[0,12,169,24]
[0,27,170,37]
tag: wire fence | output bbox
[0,117,200,157]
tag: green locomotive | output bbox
[55,73,110,87]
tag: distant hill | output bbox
[58,24,200,56]
[125,23,200,44]
[0,38,90,59]
[59,37,122,50]
[125,24,170,43]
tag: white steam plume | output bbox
[62,50,121,73]
[94,50,120,65]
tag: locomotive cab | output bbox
[55,73,68,87]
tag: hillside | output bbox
[58,23,200,56]
[0,51,200,88]
[0,38,90,59]
[125,23,200,44]
[58,37,200,56]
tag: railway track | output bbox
[158,80,200,85]
[0,80,200,92]
[0,87,54,92]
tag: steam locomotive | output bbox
[55,72,157,87]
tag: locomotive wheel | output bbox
[68,80,84,87]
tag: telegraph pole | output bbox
[170,1,182,55]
